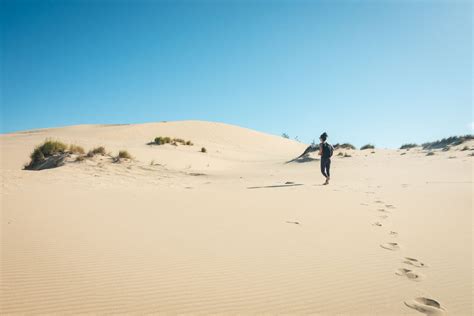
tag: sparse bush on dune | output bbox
[333,143,356,150]
[117,150,132,160]
[75,155,85,162]
[344,153,352,158]
[360,144,375,150]
[422,135,474,150]
[337,152,344,157]
[201,147,207,153]
[282,133,290,139]
[25,140,68,170]
[69,144,85,154]
[87,146,106,157]
[152,136,193,146]
[426,152,435,156]
[461,146,469,151]
[400,143,418,150]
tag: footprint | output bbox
[403,257,427,268]
[286,221,300,225]
[375,200,384,204]
[385,204,396,209]
[380,242,400,251]
[360,203,369,206]
[389,231,398,236]
[404,297,446,315]
[372,221,382,227]
[379,214,389,219]
[377,208,389,213]
[395,268,424,281]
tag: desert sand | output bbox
[1,121,472,315]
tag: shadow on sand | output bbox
[247,184,304,189]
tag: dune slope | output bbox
[1,121,472,315]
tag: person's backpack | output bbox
[322,143,334,158]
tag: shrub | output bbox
[69,144,85,154]
[201,147,207,153]
[153,137,193,146]
[117,150,132,160]
[400,152,406,155]
[29,140,67,162]
[422,135,474,150]
[26,140,68,169]
[461,146,469,151]
[87,146,106,157]
[360,144,375,150]
[75,155,85,162]
[344,153,352,158]
[337,152,344,157]
[400,143,418,150]
[282,133,290,139]
[333,143,356,150]
[426,152,435,156]
[33,140,67,158]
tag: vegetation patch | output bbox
[87,146,106,157]
[422,135,473,150]
[151,136,193,146]
[333,143,356,150]
[360,144,375,150]
[69,144,85,154]
[24,140,72,170]
[201,147,207,153]
[400,143,418,150]
[117,150,132,160]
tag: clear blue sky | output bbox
[1,0,472,147]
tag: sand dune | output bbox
[1,121,472,315]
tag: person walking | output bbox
[318,132,333,185]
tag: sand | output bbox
[1,121,472,315]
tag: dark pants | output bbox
[320,157,331,178]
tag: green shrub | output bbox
[360,144,375,150]
[422,135,473,150]
[333,143,356,150]
[87,146,106,157]
[117,150,132,160]
[400,143,418,150]
[154,137,171,145]
[282,133,290,139]
[26,140,68,169]
[153,136,193,146]
[69,144,85,154]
